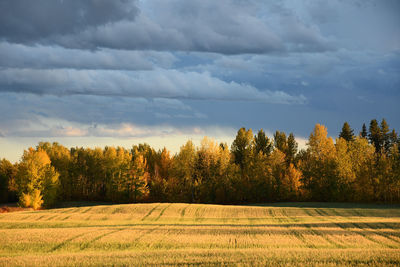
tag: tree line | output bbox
[1,118,399,209]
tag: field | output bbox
[1,202,400,266]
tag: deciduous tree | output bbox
[16,148,60,208]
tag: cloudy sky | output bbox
[1,0,399,162]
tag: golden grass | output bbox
[0,202,399,266]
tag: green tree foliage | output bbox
[380,119,391,153]
[368,118,397,157]
[388,144,400,202]
[369,119,382,154]
[0,159,17,203]
[360,123,368,138]
[339,122,355,142]
[170,140,196,202]
[389,130,399,150]
[231,127,253,169]
[254,129,272,156]
[194,137,221,203]
[273,131,298,166]
[286,133,298,166]
[274,131,287,153]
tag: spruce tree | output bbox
[339,122,355,142]
[286,133,298,165]
[360,123,368,138]
[274,130,288,153]
[389,129,398,148]
[380,119,390,154]
[254,129,272,156]
[369,119,382,153]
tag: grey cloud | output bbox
[55,11,283,54]
[0,42,176,70]
[0,0,138,43]
[0,68,307,104]
[0,93,204,136]
[1,0,398,143]
[0,92,213,138]
[0,0,334,54]
[304,0,400,52]
[153,98,191,111]
[3,121,221,138]
[278,16,334,52]
[1,0,397,55]
[155,112,207,120]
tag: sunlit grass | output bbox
[0,202,399,266]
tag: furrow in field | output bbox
[155,203,172,221]
[328,208,342,217]
[287,226,315,248]
[303,223,345,248]
[80,207,93,214]
[49,231,94,252]
[133,225,162,243]
[141,203,161,221]
[79,228,126,250]
[1,202,399,266]
[302,208,313,218]
[354,222,400,248]
[335,222,388,248]
[314,208,328,217]
[180,204,190,221]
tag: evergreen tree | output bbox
[360,123,368,138]
[3,120,399,206]
[380,119,391,153]
[339,122,355,142]
[286,133,298,165]
[369,119,382,154]
[254,129,272,156]
[389,130,399,150]
[274,131,287,153]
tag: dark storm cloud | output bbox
[0,0,334,54]
[0,0,138,43]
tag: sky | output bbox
[0,0,399,162]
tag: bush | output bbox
[19,189,43,210]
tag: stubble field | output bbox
[0,202,400,266]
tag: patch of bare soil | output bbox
[0,203,33,213]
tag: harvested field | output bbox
[0,202,399,266]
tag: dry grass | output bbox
[0,202,399,266]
